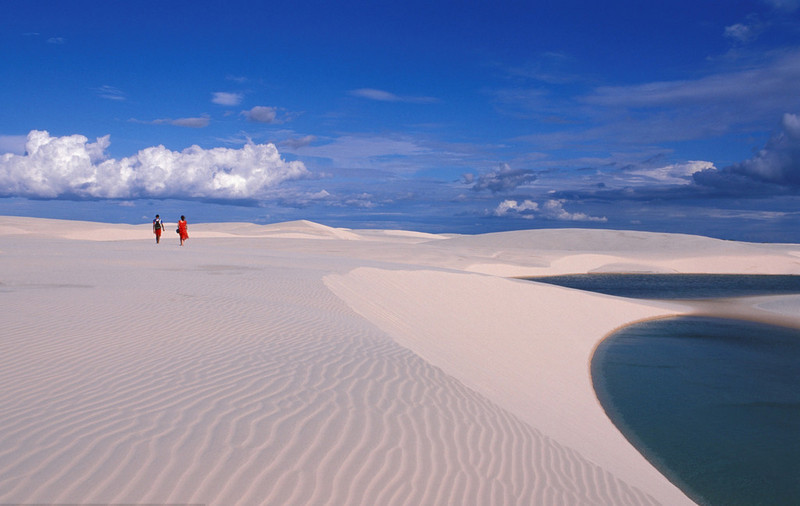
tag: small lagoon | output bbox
[523,273,800,299]
[594,317,800,505]
[524,274,800,505]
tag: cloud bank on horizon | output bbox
[1,113,799,229]
[694,113,800,191]
[0,130,309,200]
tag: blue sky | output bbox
[2,0,800,241]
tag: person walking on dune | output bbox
[177,215,189,246]
[152,214,164,244]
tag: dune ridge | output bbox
[1,216,799,504]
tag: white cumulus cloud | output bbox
[351,88,402,102]
[169,116,210,128]
[493,199,539,218]
[243,106,277,123]
[493,198,607,222]
[282,135,317,150]
[212,92,244,106]
[467,163,537,193]
[629,160,714,185]
[0,130,310,200]
[541,199,607,222]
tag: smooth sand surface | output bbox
[1,216,798,505]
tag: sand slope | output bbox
[1,216,799,505]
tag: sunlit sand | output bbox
[1,216,798,505]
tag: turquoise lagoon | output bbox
[525,274,800,505]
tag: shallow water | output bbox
[593,316,800,505]
[528,274,800,502]
[523,273,800,299]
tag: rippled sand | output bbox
[2,217,798,505]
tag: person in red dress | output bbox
[177,215,189,246]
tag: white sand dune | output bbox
[1,216,799,505]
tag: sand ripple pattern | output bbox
[0,237,658,505]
